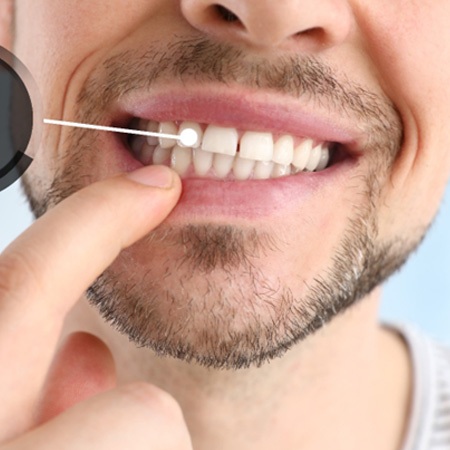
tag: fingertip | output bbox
[125,165,180,190]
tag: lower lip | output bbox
[112,135,354,220]
[174,168,345,220]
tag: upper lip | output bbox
[112,84,366,156]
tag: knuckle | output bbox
[115,383,192,448]
[119,382,184,422]
[0,250,42,303]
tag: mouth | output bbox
[116,92,361,181]
[125,118,342,180]
[110,89,363,218]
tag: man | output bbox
[0,0,448,448]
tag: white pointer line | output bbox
[43,119,198,147]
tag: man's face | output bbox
[12,1,450,369]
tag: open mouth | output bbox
[124,118,345,181]
[111,89,362,217]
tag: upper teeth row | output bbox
[138,120,331,170]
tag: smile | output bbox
[127,118,338,181]
[110,89,362,218]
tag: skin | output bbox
[1,0,450,448]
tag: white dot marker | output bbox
[179,128,198,147]
[43,119,200,148]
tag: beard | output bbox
[21,35,422,370]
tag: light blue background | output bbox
[1,179,450,344]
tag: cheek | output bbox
[353,0,450,237]
[14,1,154,110]
[0,1,13,48]
[13,0,158,179]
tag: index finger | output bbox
[0,165,181,437]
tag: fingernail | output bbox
[126,166,174,189]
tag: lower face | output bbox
[15,2,446,369]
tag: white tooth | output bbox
[316,146,330,171]
[273,135,294,165]
[193,148,214,176]
[179,122,203,148]
[159,122,178,148]
[254,161,274,180]
[305,145,322,171]
[153,145,172,165]
[202,125,238,156]
[292,139,313,170]
[130,135,146,156]
[240,132,274,162]
[233,156,255,180]
[146,121,159,146]
[213,153,235,178]
[140,142,155,165]
[171,145,192,175]
[272,163,291,178]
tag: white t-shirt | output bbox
[386,322,450,450]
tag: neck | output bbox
[64,288,411,450]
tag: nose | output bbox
[181,0,353,52]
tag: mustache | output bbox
[78,35,402,159]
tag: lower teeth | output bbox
[129,139,332,180]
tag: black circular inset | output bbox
[0,47,36,192]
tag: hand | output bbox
[0,166,193,449]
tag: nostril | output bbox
[214,4,241,24]
[294,26,333,49]
[295,27,325,39]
